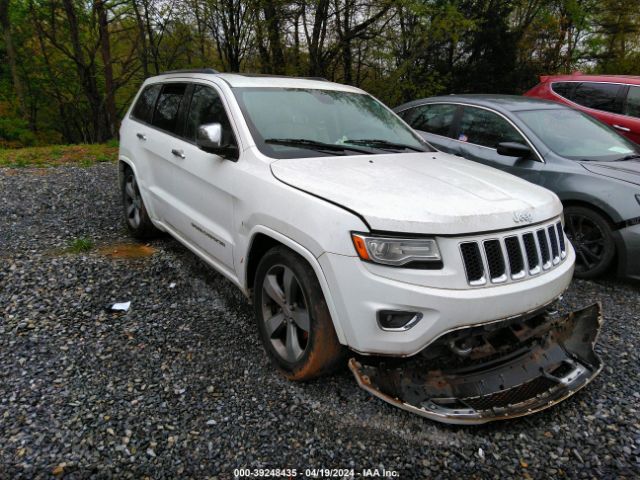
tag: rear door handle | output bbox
[613,124,631,132]
[171,149,186,159]
[136,133,147,141]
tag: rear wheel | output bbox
[254,246,345,380]
[122,166,159,239]
[564,206,615,279]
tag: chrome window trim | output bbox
[128,77,244,152]
[549,80,633,119]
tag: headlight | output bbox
[636,194,640,206]
[351,233,441,267]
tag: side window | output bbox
[551,82,573,99]
[131,84,162,123]
[151,83,188,134]
[458,107,525,148]
[572,82,623,114]
[402,104,457,137]
[185,85,237,147]
[624,86,640,118]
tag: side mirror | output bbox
[196,123,239,161]
[497,142,531,158]
[197,123,222,150]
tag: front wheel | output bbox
[564,206,615,279]
[254,246,346,380]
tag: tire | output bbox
[121,166,159,239]
[564,205,615,279]
[253,246,346,380]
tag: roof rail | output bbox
[159,68,220,75]
[234,73,329,81]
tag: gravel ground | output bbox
[1,164,639,479]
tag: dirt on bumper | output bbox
[349,303,603,425]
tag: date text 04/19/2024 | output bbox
[233,468,400,478]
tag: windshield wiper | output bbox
[343,138,427,152]
[617,154,640,161]
[265,138,372,155]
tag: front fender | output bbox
[244,225,348,345]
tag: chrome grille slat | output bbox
[556,222,567,258]
[523,232,541,274]
[460,242,486,285]
[460,219,568,286]
[548,225,560,264]
[483,239,507,283]
[536,229,552,269]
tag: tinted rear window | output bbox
[131,84,161,123]
[152,83,187,134]
[625,86,640,118]
[551,82,573,99]
[572,82,623,114]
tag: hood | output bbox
[270,152,561,235]
[580,160,640,186]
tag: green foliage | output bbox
[0,143,117,167]
[67,237,94,253]
[0,0,637,143]
[0,116,35,147]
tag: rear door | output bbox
[141,82,191,225]
[567,81,640,141]
[125,83,163,218]
[449,106,543,183]
[397,103,459,154]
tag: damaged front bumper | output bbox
[349,303,603,425]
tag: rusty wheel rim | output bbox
[261,264,310,363]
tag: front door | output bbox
[162,83,239,273]
[449,106,543,184]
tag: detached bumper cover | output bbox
[349,303,603,425]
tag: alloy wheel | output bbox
[260,264,311,363]
[124,174,142,229]
[565,213,607,274]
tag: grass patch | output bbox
[0,143,118,168]
[68,237,94,253]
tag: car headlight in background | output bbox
[351,233,441,267]
[636,194,640,206]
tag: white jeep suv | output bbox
[119,69,602,424]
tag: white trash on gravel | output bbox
[110,301,131,311]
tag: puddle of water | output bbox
[98,243,156,259]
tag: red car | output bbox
[525,73,640,144]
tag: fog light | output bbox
[377,310,423,331]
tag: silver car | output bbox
[395,95,640,279]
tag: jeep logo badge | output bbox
[513,210,533,224]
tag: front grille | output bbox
[459,219,567,286]
[461,376,557,411]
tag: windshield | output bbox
[232,87,433,159]
[517,108,640,161]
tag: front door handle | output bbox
[613,124,631,132]
[171,149,186,159]
[136,132,147,141]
